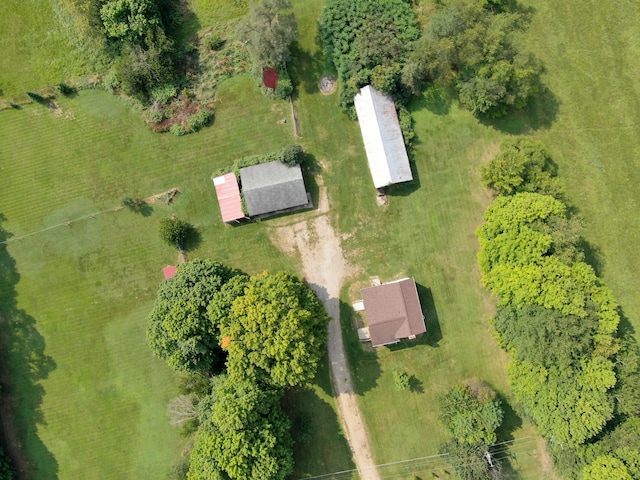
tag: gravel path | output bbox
[269,190,381,480]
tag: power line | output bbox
[298,437,540,480]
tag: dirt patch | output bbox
[146,188,180,206]
[319,76,337,95]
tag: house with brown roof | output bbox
[356,277,426,347]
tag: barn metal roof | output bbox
[354,85,413,189]
[213,173,244,222]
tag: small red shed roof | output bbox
[213,173,244,222]
[163,265,177,279]
[263,67,278,89]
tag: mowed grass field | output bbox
[0,77,321,478]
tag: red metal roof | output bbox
[213,173,244,222]
[163,265,177,279]
[262,67,278,89]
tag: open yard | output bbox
[1,0,639,479]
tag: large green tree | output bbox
[581,455,633,480]
[146,260,240,373]
[237,0,299,74]
[188,379,293,480]
[418,0,538,117]
[211,271,329,388]
[439,382,503,446]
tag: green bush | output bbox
[397,105,415,146]
[393,370,410,391]
[56,83,75,96]
[170,124,186,136]
[187,108,213,133]
[280,144,303,167]
[158,217,193,247]
[147,107,164,122]
[121,196,146,213]
[151,84,178,104]
[203,34,225,51]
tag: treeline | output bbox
[477,139,640,479]
[318,0,540,119]
[146,260,329,480]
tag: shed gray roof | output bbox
[240,161,308,216]
[354,85,413,189]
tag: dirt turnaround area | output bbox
[269,188,381,480]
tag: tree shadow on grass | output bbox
[410,84,453,116]
[480,80,559,134]
[181,226,202,252]
[282,371,356,478]
[289,41,337,97]
[338,298,382,396]
[0,215,58,479]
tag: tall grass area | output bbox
[0,77,301,479]
[0,0,105,100]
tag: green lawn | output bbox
[0,0,105,100]
[0,77,305,479]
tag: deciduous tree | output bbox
[146,260,240,373]
[212,271,329,388]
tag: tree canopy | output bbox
[481,138,561,197]
[188,379,293,480]
[581,455,633,480]
[146,260,240,373]
[237,0,299,74]
[439,382,503,445]
[212,271,329,388]
[417,0,539,117]
[318,0,420,112]
[158,216,194,247]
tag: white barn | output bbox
[353,85,413,189]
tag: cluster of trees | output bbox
[477,140,640,479]
[318,0,539,119]
[146,260,329,480]
[99,0,181,99]
[237,0,299,98]
[416,0,539,117]
[439,380,504,480]
[318,0,420,114]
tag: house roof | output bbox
[361,278,425,347]
[240,161,308,217]
[213,173,244,222]
[353,85,413,189]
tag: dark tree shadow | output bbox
[0,215,58,479]
[181,226,202,252]
[282,382,356,478]
[289,39,338,97]
[409,375,424,394]
[409,84,453,116]
[337,298,382,395]
[578,238,605,278]
[481,79,559,134]
[139,202,154,217]
[417,284,443,347]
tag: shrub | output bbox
[187,108,213,133]
[397,105,415,146]
[26,91,46,104]
[158,217,193,247]
[203,34,225,51]
[147,107,164,122]
[122,196,146,213]
[151,84,178,104]
[393,370,410,391]
[280,144,303,166]
[56,83,75,96]
[170,124,186,136]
